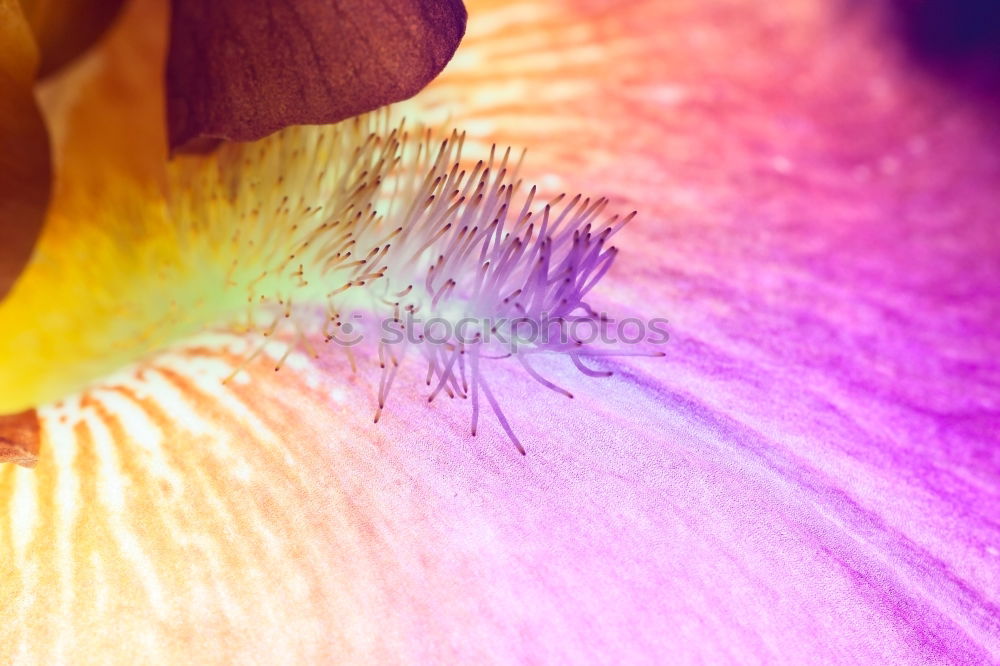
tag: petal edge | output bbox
[167,0,468,152]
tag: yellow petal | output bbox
[0,0,170,413]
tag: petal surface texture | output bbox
[1,0,999,664]
[167,0,467,151]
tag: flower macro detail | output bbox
[3,0,1000,662]
[1,0,472,462]
[0,113,648,453]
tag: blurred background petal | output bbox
[36,0,168,201]
[1,0,128,301]
[20,0,125,77]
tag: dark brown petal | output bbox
[19,0,126,77]
[167,0,467,153]
[0,409,40,468]
[0,0,50,301]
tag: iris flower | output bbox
[2,0,999,663]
